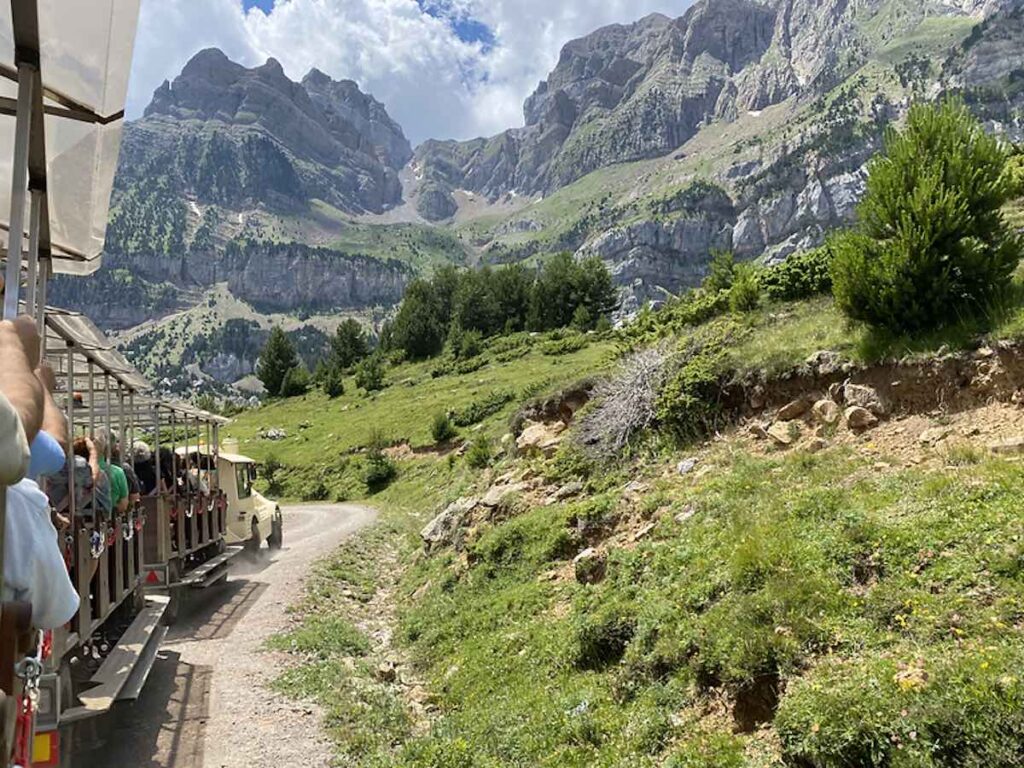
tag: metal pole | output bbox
[36,257,48,356]
[66,343,76,525]
[3,63,36,320]
[24,189,42,316]
[118,386,126,464]
[104,374,112,464]
[153,403,161,495]
[88,363,95,440]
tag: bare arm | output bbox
[35,363,67,452]
[0,317,44,442]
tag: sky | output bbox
[125,0,692,146]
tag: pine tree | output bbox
[256,326,298,397]
[830,99,1022,333]
[330,319,369,370]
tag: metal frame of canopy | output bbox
[1,0,139,320]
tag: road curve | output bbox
[71,503,378,768]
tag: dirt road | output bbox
[71,503,377,768]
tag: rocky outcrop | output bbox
[413,0,1000,220]
[125,48,411,214]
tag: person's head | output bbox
[72,437,91,459]
[133,441,152,464]
[92,426,117,459]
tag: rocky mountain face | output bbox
[131,48,411,214]
[412,0,1012,222]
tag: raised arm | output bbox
[0,316,44,443]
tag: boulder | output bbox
[516,420,566,456]
[551,481,584,502]
[749,422,769,440]
[767,421,799,446]
[777,399,809,421]
[844,406,878,430]
[805,350,843,376]
[481,481,531,508]
[573,548,607,585]
[828,382,845,404]
[989,436,1024,455]
[844,384,887,416]
[806,437,829,453]
[421,497,478,551]
[812,399,841,425]
[677,457,698,476]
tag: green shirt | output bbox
[100,459,129,508]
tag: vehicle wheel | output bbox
[245,517,261,556]
[267,514,283,550]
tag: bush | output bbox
[354,354,386,392]
[728,263,761,313]
[776,645,1024,768]
[703,250,738,293]
[279,365,311,397]
[465,436,493,469]
[262,454,284,496]
[447,324,483,360]
[830,99,1022,334]
[541,333,588,356]
[655,333,729,441]
[431,412,458,443]
[758,246,834,302]
[452,390,514,427]
[322,366,345,398]
[364,448,395,489]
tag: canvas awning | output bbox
[0,0,140,282]
[44,305,151,392]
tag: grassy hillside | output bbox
[225,264,1024,766]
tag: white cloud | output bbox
[126,0,694,145]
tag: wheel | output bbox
[267,512,283,550]
[245,517,261,556]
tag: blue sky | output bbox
[128,0,691,144]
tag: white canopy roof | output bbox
[0,0,140,274]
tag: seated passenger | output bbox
[93,428,129,515]
[0,317,80,629]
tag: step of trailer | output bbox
[61,595,170,723]
[179,545,243,588]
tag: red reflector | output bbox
[146,570,161,584]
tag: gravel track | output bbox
[71,503,377,768]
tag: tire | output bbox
[267,513,283,550]
[245,517,261,556]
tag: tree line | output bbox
[256,253,619,397]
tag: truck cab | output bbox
[219,451,283,551]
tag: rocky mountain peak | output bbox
[127,49,411,215]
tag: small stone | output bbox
[767,421,799,447]
[749,422,769,440]
[844,383,888,416]
[919,426,952,445]
[989,436,1024,455]
[873,461,891,471]
[481,481,530,508]
[812,399,841,425]
[677,457,698,476]
[573,548,607,585]
[375,661,397,683]
[552,481,584,501]
[777,399,809,421]
[806,438,829,453]
[674,504,696,524]
[845,406,878,431]
[633,522,657,541]
[806,350,842,376]
[421,497,478,551]
[624,480,650,497]
[828,382,845,404]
